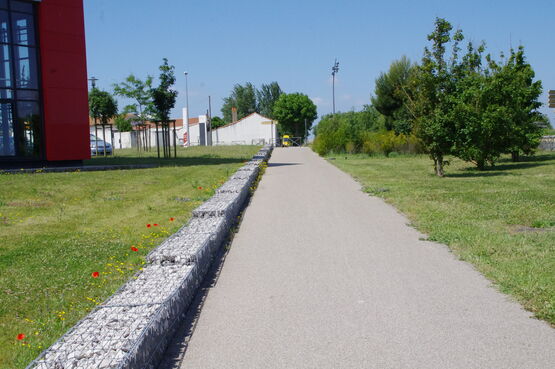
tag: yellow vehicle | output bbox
[282,135,291,147]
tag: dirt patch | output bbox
[509,225,552,234]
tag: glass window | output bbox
[0,88,12,99]
[0,102,14,155]
[0,44,10,87]
[14,45,37,89]
[11,11,34,45]
[16,89,36,100]
[0,1,7,10]
[0,10,9,44]
[10,1,32,14]
[16,100,39,156]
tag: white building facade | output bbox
[212,113,277,145]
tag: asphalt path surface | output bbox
[160,147,555,369]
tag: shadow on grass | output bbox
[85,155,249,168]
[446,153,555,178]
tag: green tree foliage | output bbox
[113,74,154,124]
[210,116,226,129]
[410,18,545,173]
[88,88,118,125]
[221,83,257,122]
[371,56,414,134]
[409,18,464,176]
[114,114,132,132]
[273,93,317,139]
[313,107,380,154]
[256,82,282,118]
[151,58,178,123]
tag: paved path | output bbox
[161,147,555,369]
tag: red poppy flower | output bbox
[197,186,203,190]
[91,272,99,278]
[153,224,158,227]
[169,217,175,222]
[146,224,151,228]
[17,333,25,340]
[131,246,138,252]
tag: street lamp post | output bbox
[331,59,339,114]
[184,71,190,147]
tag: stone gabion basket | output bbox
[26,145,273,369]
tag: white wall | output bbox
[212,113,277,145]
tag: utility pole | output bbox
[331,59,339,114]
[88,76,98,89]
[184,71,190,147]
[208,95,213,146]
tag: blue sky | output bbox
[84,0,555,125]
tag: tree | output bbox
[221,83,257,122]
[371,56,414,134]
[409,18,463,176]
[256,82,282,118]
[113,74,154,124]
[151,58,178,158]
[114,114,132,132]
[447,44,544,169]
[210,116,226,129]
[488,47,545,162]
[273,93,317,140]
[88,88,118,125]
[151,58,177,123]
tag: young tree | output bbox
[113,74,154,124]
[256,82,282,118]
[151,58,178,158]
[89,88,118,125]
[409,18,463,176]
[371,56,414,134]
[89,88,118,156]
[114,114,132,132]
[221,83,257,122]
[273,93,317,139]
[151,58,177,123]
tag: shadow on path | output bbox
[156,233,233,369]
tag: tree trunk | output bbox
[476,158,485,171]
[511,151,520,162]
[434,155,444,177]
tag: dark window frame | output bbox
[0,0,43,161]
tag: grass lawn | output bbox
[329,151,555,326]
[0,145,259,369]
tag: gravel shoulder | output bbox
[161,147,555,369]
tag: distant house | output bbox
[210,113,277,145]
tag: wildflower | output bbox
[153,223,158,227]
[17,333,25,340]
[146,224,151,228]
[131,246,138,252]
[169,217,175,222]
[197,186,203,190]
[91,272,99,278]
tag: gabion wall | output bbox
[26,145,273,369]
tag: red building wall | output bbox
[39,0,90,161]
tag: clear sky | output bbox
[83,0,555,125]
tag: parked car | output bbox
[90,134,112,155]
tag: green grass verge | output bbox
[0,145,260,369]
[328,151,555,325]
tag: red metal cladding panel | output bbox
[39,0,90,161]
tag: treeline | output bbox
[220,82,318,140]
[314,18,549,176]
